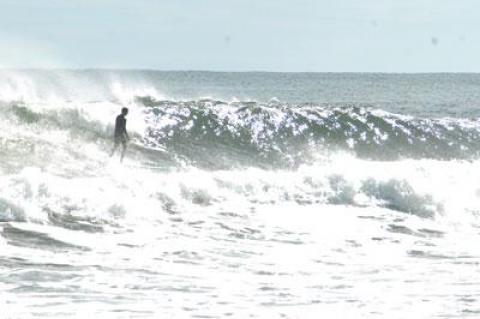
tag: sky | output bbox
[0,0,478,72]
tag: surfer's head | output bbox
[121,107,129,116]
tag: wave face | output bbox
[137,98,480,167]
[5,97,480,170]
[1,71,480,318]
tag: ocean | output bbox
[1,70,480,318]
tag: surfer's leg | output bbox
[111,136,121,157]
[110,142,118,157]
[120,140,127,162]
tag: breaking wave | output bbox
[3,95,480,170]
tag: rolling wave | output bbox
[3,97,480,170]
[139,97,480,166]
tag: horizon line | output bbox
[0,67,479,75]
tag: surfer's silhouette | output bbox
[110,107,129,162]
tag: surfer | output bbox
[110,107,129,162]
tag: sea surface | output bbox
[1,70,480,318]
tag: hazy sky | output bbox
[0,0,478,72]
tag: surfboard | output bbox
[124,164,168,170]
[131,140,167,153]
